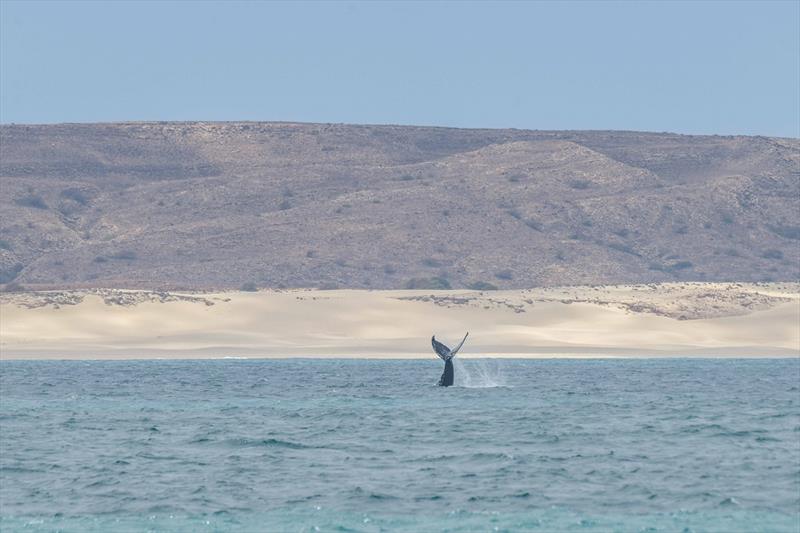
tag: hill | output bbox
[0,122,797,290]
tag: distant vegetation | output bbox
[0,263,23,284]
[467,281,498,291]
[762,249,784,260]
[525,219,543,231]
[569,179,591,190]
[769,225,800,240]
[650,260,694,274]
[607,242,640,256]
[60,188,89,205]
[671,261,693,271]
[405,277,452,290]
[109,250,137,260]
[94,251,137,262]
[495,270,513,280]
[0,281,26,292]
[240,282,258,292]
[15,194,48,210]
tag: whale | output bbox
[431,332,469,387]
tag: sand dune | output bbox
[1,283,798,359]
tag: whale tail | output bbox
[432,333,468,387]
[431,332,469,361]
[450,332,469,356]
[438,358,454,387]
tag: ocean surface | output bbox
[1,358,798,532]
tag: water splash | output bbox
[453,358,507,388]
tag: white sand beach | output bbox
[1,283,798,359]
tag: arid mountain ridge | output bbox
[0,122,797,290]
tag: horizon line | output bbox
[1,119,797,140]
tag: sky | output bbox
[1,0,798,136]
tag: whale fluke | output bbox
[431,332,468,387]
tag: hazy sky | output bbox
[1,1,798,136]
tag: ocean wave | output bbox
[222,437,314,449]
[2,358,798,531]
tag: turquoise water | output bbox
[1,359,798,532]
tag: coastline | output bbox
[2,283,798,360]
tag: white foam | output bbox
[453,358,508,388]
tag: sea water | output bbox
[1,359,798,532]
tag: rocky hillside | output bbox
[0,122,797,290]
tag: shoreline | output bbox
[2,283,798,360]
[2,355,799,361]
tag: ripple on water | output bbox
[222,437,315,449]
[0,359,798,532]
